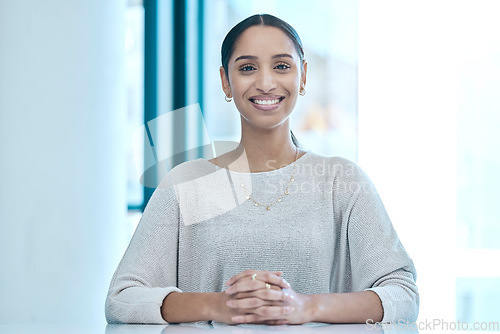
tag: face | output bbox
[220,26,307,131]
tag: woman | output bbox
[105,14,419,326]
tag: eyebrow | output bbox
[234,53,294,62]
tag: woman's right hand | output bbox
[213,270,294,325]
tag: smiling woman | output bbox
[214,15,307,173]
[105,14,419,327]
[222,25,304,131]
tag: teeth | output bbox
[253,99,280,105]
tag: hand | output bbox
[223,269,313,325]
[212,270,282,325]
[214,270,290,325]
[224,269,288,288]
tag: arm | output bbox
[222,282,383,324]
[160,291,262,324]
[222,277,383,325]
[342,160,420,323]
[105,175,182,324]
[161,270,290,324]
[307,291,383,323]
[161,292,219,323]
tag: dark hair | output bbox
[221,14,304,148]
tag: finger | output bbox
[230,282,282,298]
[252,305,295,318]
[259,272,291,290]
[229,298,288,309]
[231,296,288,308]
[224,269,258,286]
[259,319,289,326]
[232,288,290,303]
[231,306,294,323]
[224,270,282,286]
[231,314,265,324]
[225,270,283,286]
[241,271,290,290]
[228,289,291,309]
[237,283,283,293]
[228,272,291,291]
[225,279,263,295]
[227,297,267,309]
[226,278,285,295]
[236,317,288,325]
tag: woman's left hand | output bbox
[224,270,314,325]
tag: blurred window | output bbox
[125,1,145,209]
[455,3,500,322]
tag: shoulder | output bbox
[303,151,378,198]
[156,158,208,189]
[304,150,356,165]
[304,151,366,179]
[170,158,205,175]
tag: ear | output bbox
[300,59,308,91]
[220,66,232,97]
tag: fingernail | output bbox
[232,316,243,322]
[285,306,295,312]
[226,301,233,307]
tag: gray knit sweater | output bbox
[105,150,419,325]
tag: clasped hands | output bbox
[219,269,312,325]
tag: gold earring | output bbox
[225,95,232,102]
[299,88,306,96]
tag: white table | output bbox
[0,323,421,334]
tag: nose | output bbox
[255,67,276,93]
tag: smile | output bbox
[252,99,281,105]
[249,96,285,111]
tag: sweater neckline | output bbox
[198,150,311,175]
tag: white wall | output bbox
[358,0,458,322]
[0,0,127,325]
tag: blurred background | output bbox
[0,0,499,328]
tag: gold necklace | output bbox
[233,146,298,211]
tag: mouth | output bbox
[248,96,285,111]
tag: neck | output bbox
[235,124,298,173]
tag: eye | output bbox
[275,63,291,70]
[239,65,256,72]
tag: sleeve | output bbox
[105,173,182,324]
[341,160,419,323]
